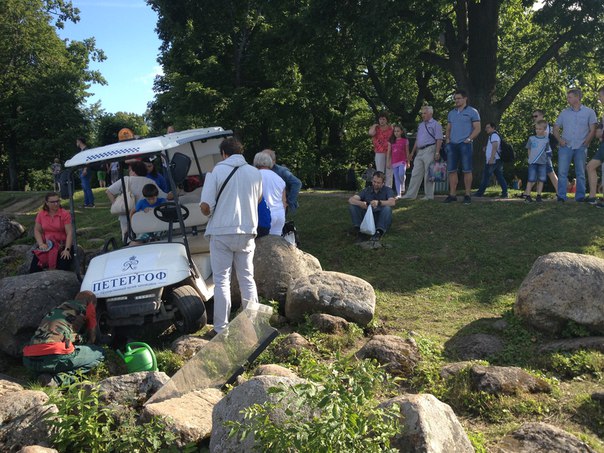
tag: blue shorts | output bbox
[593,141,604,162]
[546,156,554,174]
[528,163,547,183]
[446,142,473,173]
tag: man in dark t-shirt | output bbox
[348,171,396,241]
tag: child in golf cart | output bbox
[129,183,167,245]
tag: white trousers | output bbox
[209,234,258,333]
[403,145,436,199]
[374,152,394,188]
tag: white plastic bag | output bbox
[359,204,376,236]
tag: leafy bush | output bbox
[227,355,401,452]
[155,349,184,376]
[27,169,55,192]
[545,350,604,378]
[47,380,187,452]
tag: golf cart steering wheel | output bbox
[153,202,190,223]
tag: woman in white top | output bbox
[106,160,170,242]
[253,152,286,236]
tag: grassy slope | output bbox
[295,190,604,450]
[2,188,603,450]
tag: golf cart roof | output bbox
[64,127,232,168]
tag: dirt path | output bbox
[0,193,46,216]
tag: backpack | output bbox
[496,135,515,163]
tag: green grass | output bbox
[2,187,604,451]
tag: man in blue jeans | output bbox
[76,137,95,208]
[444,89,481,204]
[553,88,597,202]
[474,123,508,198]
[348,171,396,242]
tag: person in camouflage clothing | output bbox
[23,291,104,386]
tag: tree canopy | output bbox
[147,0,604,185]
[0,0,104,190]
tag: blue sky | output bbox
[58,0,162,115]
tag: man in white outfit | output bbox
[200,138,263,334]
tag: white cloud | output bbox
[136,65,164,86]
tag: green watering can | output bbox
[117,342,158,373]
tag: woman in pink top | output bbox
[368,112,394,186]
[30,192,73,272]
[387,125,409,198]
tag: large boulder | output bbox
[515,252,604,335]
[97,371,171,406]
[469,365,551,395]
[492,422,596,452]
[356,335,421,376]
[445,333,504,360]
[0,272,80,357]
[285,271,375,326]
[0,390,49,425]
[0,245,31,279]
[141,388,223,447]
[0,402,58,452]
[210,375,307,453]
[0,215,25,248]
[381,393,474,453]
[171,335,209,359]
[232,235,322,308]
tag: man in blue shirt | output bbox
[348,171,396,242]
[444,90,481,204]
[553,88,597,202]
[262,149,302,216]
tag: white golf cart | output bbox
[64,127,231,337]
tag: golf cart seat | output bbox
[131,201,209,236]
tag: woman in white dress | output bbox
[253,152,286,236]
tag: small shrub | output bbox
[47,379,186,452]
[544,350,604,378]
[227,354,401,452]
[561,321,592,339]
[155,350,184,376]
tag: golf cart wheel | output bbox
[170,285,207,334]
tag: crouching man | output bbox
[23,291,104,386]
[348,171,396,241]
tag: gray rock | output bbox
[273,333,312,361]
[0,403,58,452]
[141,388,223,447]
[0,390,49,425]
[285,271,375,326]
[0,272,80,357]
[232,235,322,308]
[97,371,171,406]
[18,447,59,453]
[356,335,420,376]
[0,215,25,249]
[515,252,604,335]
[210,375,307,453]
[446,333,504,360]
[381,393,474,453]
[170,335,209,359]
[469,365,551,395]
[492,422,596,452]
[0,245,31,278]
[309,313,350,334]
[592,392,604,405]
[539,337,604,353]
[254,364,298,379]
[439,361,476,379]
[0,377,25,396]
